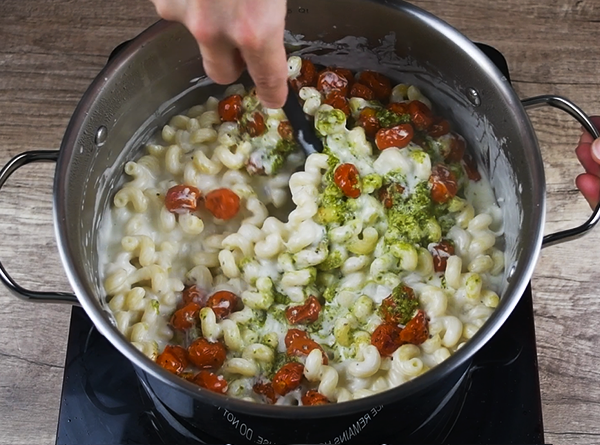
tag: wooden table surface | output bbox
[1,0,599,444]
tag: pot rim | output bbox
[53,0,545,418]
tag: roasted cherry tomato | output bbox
[357,70,392,101]
[375,124,414,150]
[289,58,317,91]
[323,90,350,116]
[287,336,328,365]
[349,83,375,100]
[272,362,305,396]
[171,302,202,330]
[379,285,417,325]
[284,328,309,348]
[386,102,409,115]
[429,164,458,204]
[218,94,243,122]
[357,107,381,138]
[462,153,482,181]
[333,163,361,198]
[286,296,322,325]
[190,370,228,394]
[165,184,201,214]
[188,338,227,369]
[377,183,405,209]
[316,69,350,96]
[302,390,330,406]
[206,290,240,319]
[204,188,240,220]
[441,133,466,163]
[408,100,434,131]
[156,345,188,375]
[399,310,429,345]
[428,117,451,138]
[285,330,329,364]
[330,67,354,86]
[253,382,277,404]
[242,111,266,137]
[429,240,455,273]
[371,323,404,357]
[278,120,294,141]
[182,285,209,307]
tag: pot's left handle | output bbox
[522,95,600,248]
[0,150,78,304]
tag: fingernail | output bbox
[592,138,600,160]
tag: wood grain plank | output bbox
[0,1,156,444]
[1,0,600,444]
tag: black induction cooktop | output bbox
[55,43,546,445]
[55,285,544,445]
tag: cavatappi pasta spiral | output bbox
[99,57,504,405]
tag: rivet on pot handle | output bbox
[0,150,78,304]
[522,95,600,248]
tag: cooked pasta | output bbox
[98,57,505,406]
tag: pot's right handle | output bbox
[522,95,600,248]
[0,150,78,304]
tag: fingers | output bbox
[576,173,600,209]
[150,0,188,23]
[590,138,600,165]
[576,114,600,172]
[182,3,247,85]
[579,131,594,145]
[150,0,289,107]
[575,140,600,176]
[575,116,600,209]
[199,41,246,85]
[234,1,289,108]
[576,114,600,174]
[241,38,289,109]
[580,116,600,158]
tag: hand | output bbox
[575,116,600,208]
[150,0,289,109]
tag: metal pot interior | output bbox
[54,0,545,416]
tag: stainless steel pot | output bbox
[2,0,599,443]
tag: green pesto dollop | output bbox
[316,153,352,225]
[266,352,298,379]
[318,249,345,271]
[386,181,435,245]
[254,309,268,326]
[273,287,290,305]
[315,108,347,136]
[246,138,298,176]
[409,150,428,165]
[362,173,383,194]
[322,149,340,183]
[270,139,299,173]
[376,108,411,128]
[323,284,338,303]
[379,283,419,325]
[269,304,288,324]
[437,211,456,235]
[418,134,449,164]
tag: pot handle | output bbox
[0,150,78,304]
[521,95,600,248]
